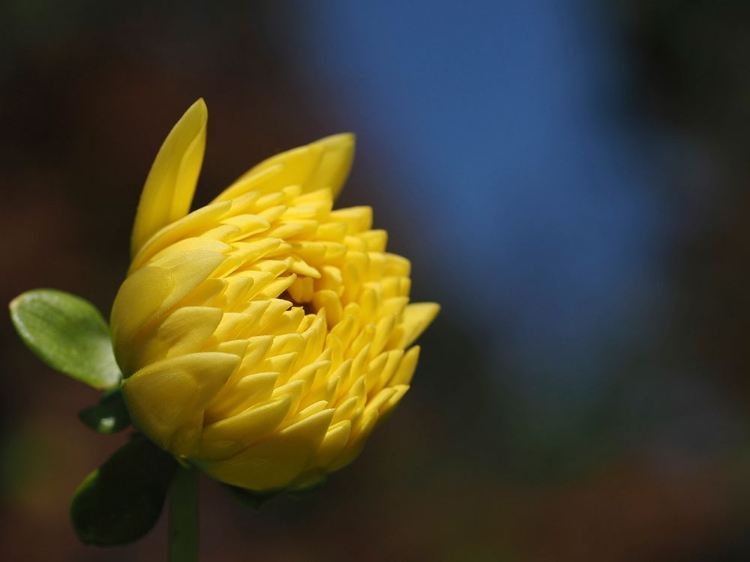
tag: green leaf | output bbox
[9,289,121,390]
[70,433,178,546]
[78,389,131,434]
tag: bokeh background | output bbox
[2,1,750,560]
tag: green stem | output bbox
[168,466,199,562]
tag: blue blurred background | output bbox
[3,1,750,560]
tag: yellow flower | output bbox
[111,100,439,492]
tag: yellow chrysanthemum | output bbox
[111,100,438,492]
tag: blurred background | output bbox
[2,1,750,560]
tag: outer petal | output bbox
[131,99,208,258]
[111,248,225,375]
[304,134,356,199]
[195,408,334,490]
[213,133,355,203]
[392,302,441,349]
[122,352,240,457]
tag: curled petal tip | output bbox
[213,132,357,204]
[318,132,355,147]
[307,133,356,200]
[130,100,209,258]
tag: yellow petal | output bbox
[111,266,174,373]
[389,346,420,386]
[206,371,280,421]
[214,134,355,203]
[329,206,372,233]
[312,290,343,326]
[366,349,404,397]
[131,200,231,271]
[122,351,239,456]
[377,384,410,420]
[111,249,225,373]
[125,305,225,372]
[198,408,334,490]
[131,99,208,258]
[310,420,351,468]
[331,395,360,425]
[327,408,378,472]
[390,302,440,349]
[303,134,355,200]
[152,306,224,359]
[366,386,398,415]
[200,395,292,451]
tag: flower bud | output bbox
[111,100,438,491]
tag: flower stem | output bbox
[169,466,199,562]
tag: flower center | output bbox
[280,290,317,316]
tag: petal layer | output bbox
[214,134,354,203]
[131,99,208,257]
[122,352,239,457]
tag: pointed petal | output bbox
[214,134,355,203]
[149,306,224,360]
[197,409,334,490]
[310,420,351,468]
[389,346,421,386]
[390,303,440,349]
[327,408,378,471]
[199,395,292,457]
[303,134,355,200]
[131,99,208,258]
[131,200,231,271]
[122,352,239,457]
[111,249,225,374]
[206,371,280,422]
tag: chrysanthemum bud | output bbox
[111,100,439,492]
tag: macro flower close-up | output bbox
[111,99,439,492]
[10,3,750,561]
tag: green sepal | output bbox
[71,433,177,546]
[9,289,121,390]
[224,474,328,509]
[223,484,281,510]
[78,389,131,434]
[286,474,328,499]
